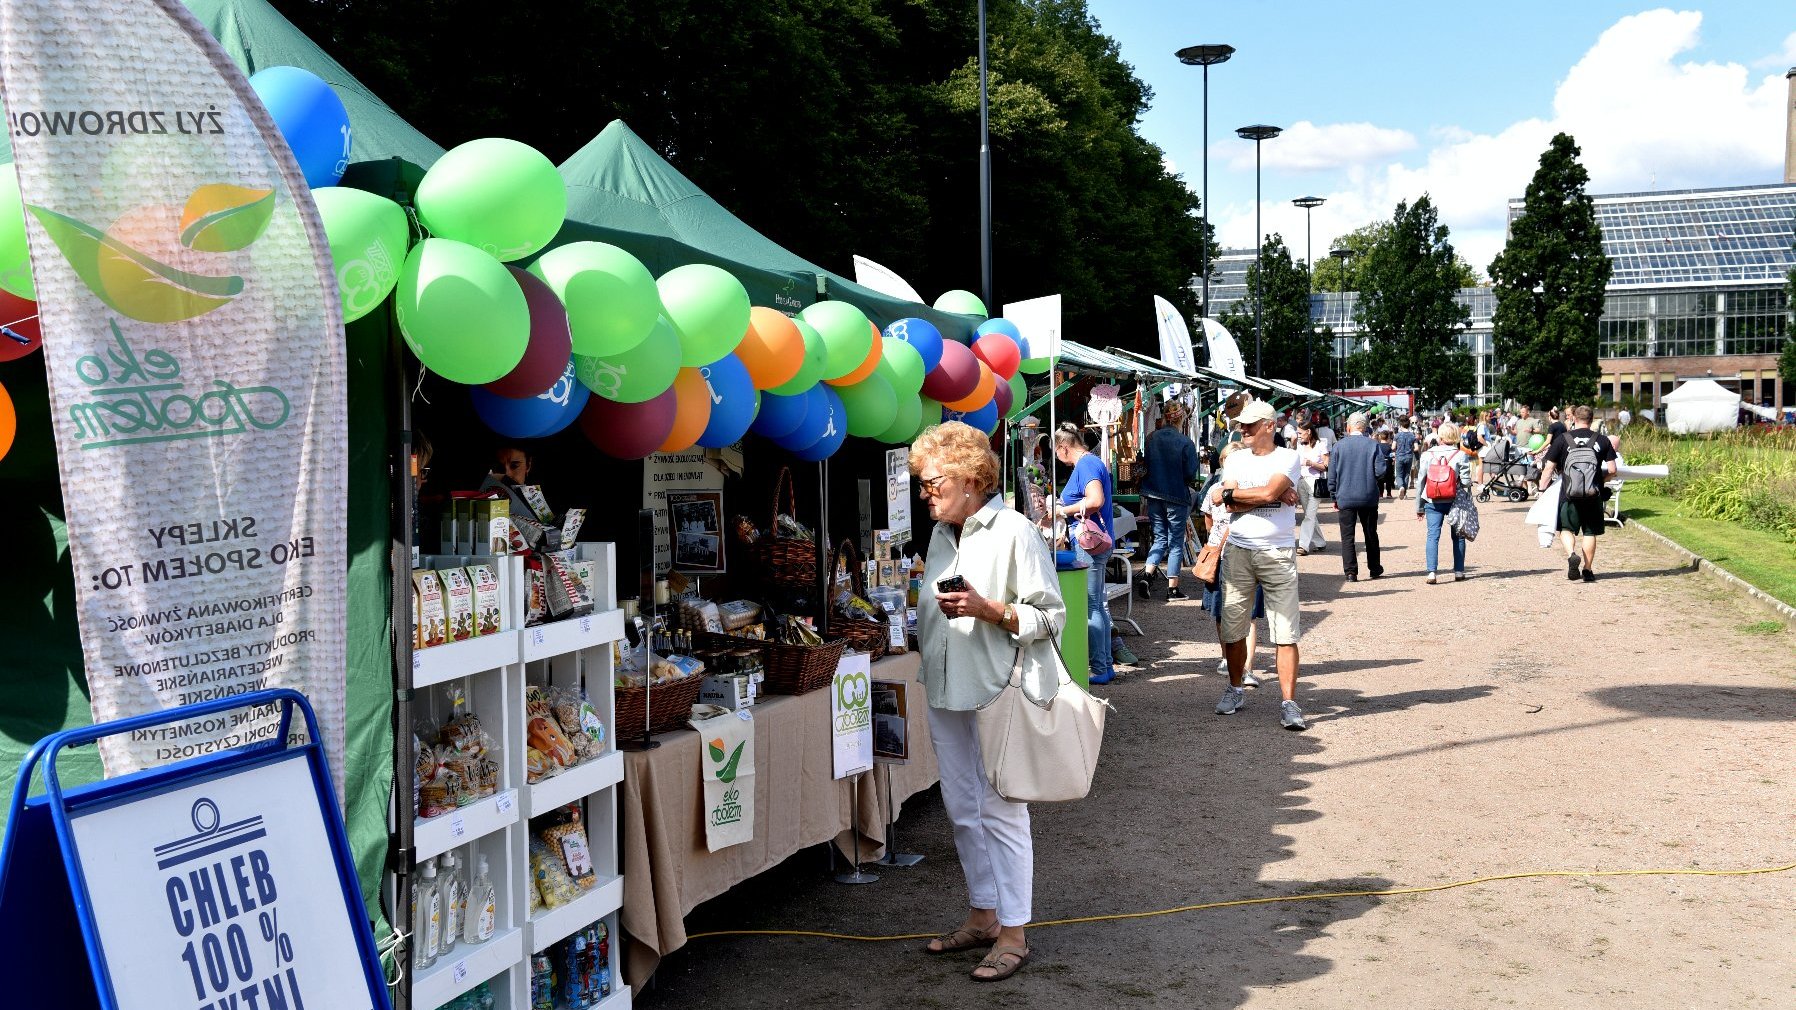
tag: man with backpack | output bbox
[1538,405,1618,583]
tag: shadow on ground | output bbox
[1590,683,1796,721]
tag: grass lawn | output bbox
[1621,484,1796,610]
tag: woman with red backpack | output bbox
[1415,421,1482,584]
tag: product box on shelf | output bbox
[442,567,477,642]
[475,496,512,556]
[699,674,754,711]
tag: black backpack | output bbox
[1562,436,1602,499]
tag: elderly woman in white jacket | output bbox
[910,421,1066,983]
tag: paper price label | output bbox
[449,814,465,839]
[495,791,514,815]
[579,616,592,634]
[412,653,422,671]
[531,628,546,647]
[452,960,467,985]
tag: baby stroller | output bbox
[1477,436,1535,503]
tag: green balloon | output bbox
[1006,372,1028,418]
[395,238,529,384]
[529,241,660,357]
[574,315,681,403]
[802,301,873,381]
[933,289,987,317]
[1018,355,1053,375]
[416,138,567,262]
[838,371,898,438]
[770,319,826,395]
[876,393,924,444]
[659,263,750,367]
[917,397,945,438]
[0,165,34,300]
[880,335,926,395]
[314,187,410,323]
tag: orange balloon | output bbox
[942,360,996,412]
[736,306,804,391]
[0,380,13,462]
[824,323,882,387]
[658,367,712,452]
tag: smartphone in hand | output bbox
[935,575,968,594]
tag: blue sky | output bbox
[1083,2,1796,276]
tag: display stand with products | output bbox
[402,545,631,1010]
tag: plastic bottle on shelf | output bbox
[412,857,441,971]
[907,554,923,608]
[563,930,591,1008]
[530,953,555,1010]
[464,853,497,944]
[438,849,465,955]
[595,921,611,998]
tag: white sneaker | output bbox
[1240,670,1262,689]
[1215,656,1229,674]
[1426,572,1437,585]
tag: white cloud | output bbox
[1754,30,1796,67]
[1209,9,1791,278]
[1223,121,1418,173]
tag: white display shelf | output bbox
[521,608,626,663]
[411,926,524,1009]
[592,982,633,1010]
[414,630,520,689]
[415,789,519,862]
[526,874,624,953]
[525,750,625,818]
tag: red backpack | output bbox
[1423,451,1460,500]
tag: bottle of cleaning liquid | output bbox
[438,849,464,956]
[412,857,441,970]
[464,853,497,944]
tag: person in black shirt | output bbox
[1538,405,1618,582]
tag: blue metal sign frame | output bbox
[0,688,390,1010]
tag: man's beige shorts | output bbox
[1221,542,1301,646]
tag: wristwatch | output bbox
[1002,603,1015,628]
[1222,488,1236,507]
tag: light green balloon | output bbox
[395,238,529,384]
[1018,355,1053,375]
[770,319,827,395]
[529,241,660,357]
[574,315,681,403]
[0,166,34,300]
[838,370,897,438]
[880,335,926,395]
[417,138,566,262]
[933,289,987,317]
[876,392,923,444]
[917,397,945,439]
[659,263,750,366]
[802,301,873,381]
[313,187,409,323]
[1006,372,1028,418]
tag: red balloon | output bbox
[920,339,980,403]
[578,384,677,459]
[485,266,574,397]
[971,332,1020,380]
[993,376,1013,416]
[0,290,41,362]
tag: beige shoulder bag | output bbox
[975,626,1111,803]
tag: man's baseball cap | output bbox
[1236,399,1276,425]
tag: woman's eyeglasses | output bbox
[918,475,948,498]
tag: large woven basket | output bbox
[752,467,819,589]
[614,674,706,737]
[696,630,842,696]
[826,538,888,660]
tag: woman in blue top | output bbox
[1052,423,1116,685]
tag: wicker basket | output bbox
[696,630,843,696]
[614,673,706,737]
[826,538,888,660]
[752,467,820,589]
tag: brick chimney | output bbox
[1787,68,1796,183]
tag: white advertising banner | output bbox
[1200,317,1248,381]
[691,708,755,852]
[851,254,924,304]
[1003,293,1062,362]
[1153,296,1195,375]
[0,0,347,779]
[831,652,873,780]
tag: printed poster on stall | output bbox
[691,708,755,852]
[643,450,726,574]
[67,751,377,1010]
[832,652,874,779]
[884,447,911,533]
[0,0,348,782]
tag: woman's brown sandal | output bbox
[971,945,1031,981]
[924,924,999,955]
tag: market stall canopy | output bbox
[1661,378,1741,434]
[1195,365,1270,391]
[1052,340,1186,381]
[556,120,977,340]
[0,0,446,170]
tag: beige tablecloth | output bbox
[620,650,939,985]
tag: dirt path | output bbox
[638,497,1796,1009]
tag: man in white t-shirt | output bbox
[1208,399,1308,730]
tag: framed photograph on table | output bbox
[667,490,725,574]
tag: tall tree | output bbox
[1783,260,1796,388]
[1311,221,1479,292]
[1347,194,1473,407]
[1488,133,1612,408]
[1217,234,1329,386]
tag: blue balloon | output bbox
[752,387,810,440]
[976,317,1027,359]
[695,353,757,448]
[250,66,353,189]
[471,358,588,438]
[792,386,848,461]
[943,397,999,436]
[773,384,832,451]
[884,317,943,374]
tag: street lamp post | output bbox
[1236,124,1282,376]
[1330,246,1355,392]
[1175,44,1233,318]
[1293,195,1325,387]
[978,0,993,311]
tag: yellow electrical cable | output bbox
[684,861,1796,943]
